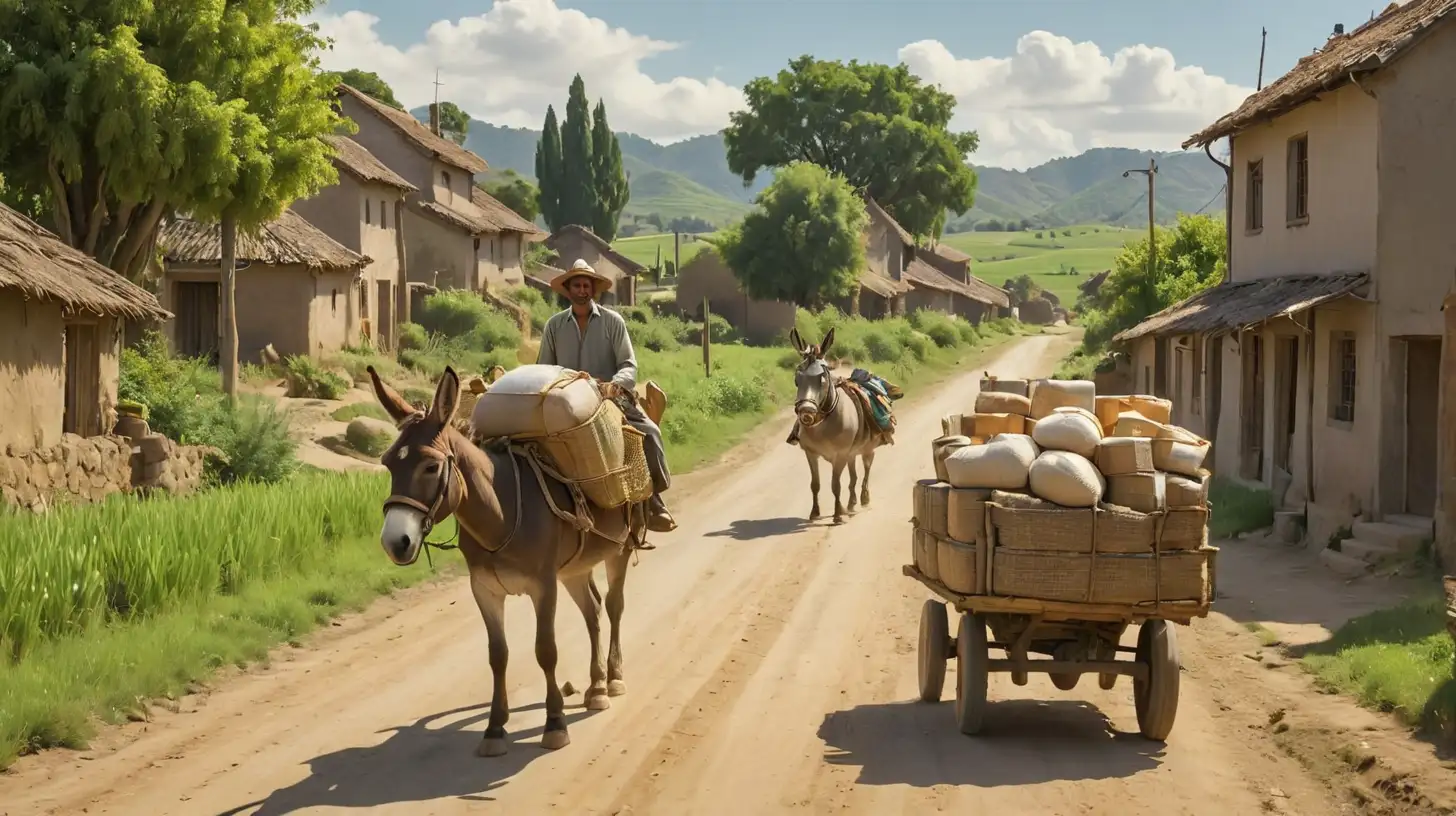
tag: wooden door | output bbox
[175,281,220,361]
[63,323,101,436]
[1406,338,1441,516]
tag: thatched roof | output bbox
[416,190,545,240]
[161,210,370,271]
[1185,0,1456,147]
[864,196,915,246]
[929,243,972,264]
[857,268,913,299]
[471,187,547,239]
[1114,272,1369,343]
[324,134,416,192]
[0,203,170,320]
[963,273,1011,308]
[546,224,646,276]
[336,84,489,174]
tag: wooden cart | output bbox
[905,563,1210,741]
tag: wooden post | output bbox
[219,212,238,401]
[702,296,711,377]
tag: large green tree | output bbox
[724,56,979,239]
[557,74,597,230]
[335,68,401,109]
[589,100,629,240]
[715,161,866,306]
[0,0,343,283]
[535,105,563,230]
[437,101,470,146]
[480,170,540,222]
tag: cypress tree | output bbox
[590,99,630,240]
[534,106,564,231]
[559,74,597,230]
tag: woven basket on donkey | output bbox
[537,398,652,509]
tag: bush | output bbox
[502,286,557,333]
[344,420,392,457]
[199,395,299,485]
[283,356,349,399]
[706,313,736,344]
[416,290,522,352]
[909,309,964,349]
[397,322,427,351]
[1208,477,1275,538]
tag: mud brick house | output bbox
[545,224,644,306]
[0,202,171,454]
[674,248,797,345]
[335,85,545,294]
[1117,0,1456,550]
[290,134,416,349]
[918,242,1012,322]
[158,210,371,362]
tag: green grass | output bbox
[1300,591,1455,738]
[330,402,391,423]
[940,225,1136,305]
[611,231,718,268]
[1208,475,1276,538]
[619,166,749,228]
[0,470,453,768]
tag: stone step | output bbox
[1351,521,1429,555]
[1384,513,1434,533]
[1339,538,1402,565]
[1273,510,1305,544]
[1319,548,1371,579]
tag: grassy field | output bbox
[619,165,750,229]
[612,231,718,268]
[940,225,1136,305]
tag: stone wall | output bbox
[0,431,213,512]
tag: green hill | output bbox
[403,108,1226,233]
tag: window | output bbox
[1246,160,1264,231]
[442,171,453,201]
[1329,331,1356,422]
[381,201,388,229]
[331,289,338,313]
[365,198,372,225]
[1287,135,1309,223]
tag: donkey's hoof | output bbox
[833,515,846,525]
[540,729,571,751]
[861,494,871,506]
[809,510,822,521]
[477,737,508,757]
[586,692,611,710]
[608,679,628,697]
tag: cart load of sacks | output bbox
[912,376,1217,610]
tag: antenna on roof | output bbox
[1257,26,1268,89]
[433,68,443,107]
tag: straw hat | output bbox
[551,258,614,298]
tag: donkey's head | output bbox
[366,365,467,566]
[789,327,836,426]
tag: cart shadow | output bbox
[216,702,594,815]
[818,699,1164,788]
[704,517,814,541]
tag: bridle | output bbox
[381,412,468,565]
[795,357,840,428]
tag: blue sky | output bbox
[310,0,1396,167]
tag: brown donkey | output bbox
[367,364,650,758]
[789,328,888,523]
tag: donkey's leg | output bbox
[604,548,630,696]
[469,567,511,758]
[532,581,571,750]
[830,457,848,524]
[846,456,860,515]
[564,573,609,710]
[806,451,823,521]
[860,450,876,506]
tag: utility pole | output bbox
[1257,27,1268,89]
[1123,158,1158,281]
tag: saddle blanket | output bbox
[848,368,902,432]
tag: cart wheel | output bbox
[1049,642,1081,691]
[954,612,990,735]
[918,600,950,703]
[1134,620,1181,741]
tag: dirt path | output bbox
[3,334,1442,816]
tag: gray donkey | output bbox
[787,328,890,523]
[367,364,651,758]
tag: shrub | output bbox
[283,356,350,400]
[502,286,557,333]
[910,310,963,349]
[199,396,299,485]
[415,290,522,353]
[345,421,392,457]
[118,332,221,445]
[397,322,427,351]
[863,329,903,363]
[706,313,736,344]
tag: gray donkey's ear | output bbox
[820,328,835,357]
[789,328,805,353]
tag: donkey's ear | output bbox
[368,365,415,423]
[820,328,835,357]
[789,328,805,353]
[429,366,461,425]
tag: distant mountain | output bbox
[407,107,1226,231]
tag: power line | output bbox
[1194,184,1227,215]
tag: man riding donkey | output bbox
[537,259,677,539]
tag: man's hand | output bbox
[598,380,622,400]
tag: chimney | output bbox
[1333,22,1345,35]
[428,102,441,136]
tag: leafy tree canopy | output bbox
[0,0,345,278]
[715,161,866,306]
[437,101,470,146]
[724,55,979,239]
[1077,213,1227,351]
[334,68,401,109]
[480,169,540,222]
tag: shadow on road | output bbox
[218,702,594,815]
[817,699,1164,788]
[704,516,814,541]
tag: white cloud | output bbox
[899,32,1253,169]
[308,0,746,142]
[311,2,1253,168]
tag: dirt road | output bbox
[1,335,1359,815]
